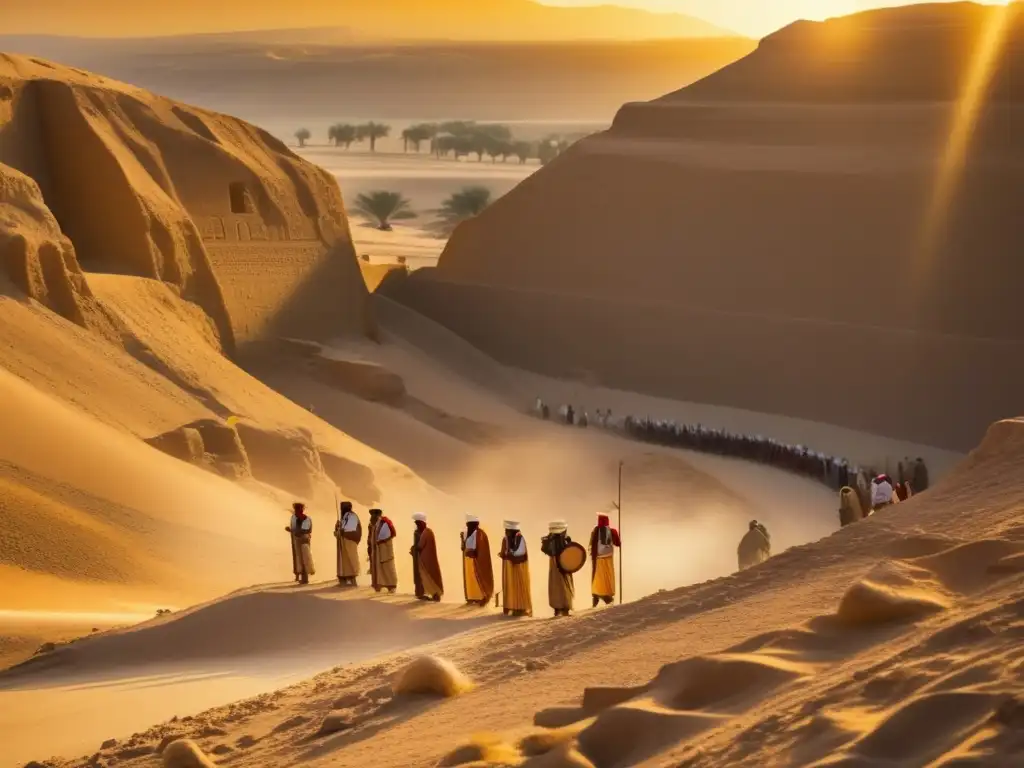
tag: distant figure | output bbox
[368,508,398,593]
[589,513,620,606]
[411,513,444,602]
[913,457,930,492]
[578,411,589,427]
[541,403,550,420]
[838,486,865,527]
[334,501,362,586]
[286,502,315,585]
[499,521,532,617]
[566,405,575,426]
[534,397,546,419]
[870,474,895,512]
[737,520,771,571]
[894,481,912,502]
[461,515,494,606]
[541,521,575,617]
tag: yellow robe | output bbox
[592,556,616,598]
[502,559,533,615]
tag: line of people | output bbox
[534,398,931,525]
[285,502,622,617]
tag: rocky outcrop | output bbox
[234,422,324,500]
[0,162,95,324]
[146,419,251,481]
[0,53,376,350]
[387,3,1024,451]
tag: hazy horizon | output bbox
[0,0,1016,40]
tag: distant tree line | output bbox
[295,121,590,165]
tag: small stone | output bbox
[332,693,364,710]
[524,659,549,672]
[314,714,352,738]
[115,745,155,759]
[34,643,56,655]
[271,714,310,733]
[198,726,227,738]
[100,739,118,750]
[211,745,233,755]
[235,735,258,749]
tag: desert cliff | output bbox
[1,53,374,348]
[386,2,1024,452]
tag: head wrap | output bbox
[340,501,353,511]
[503,520,520,530]
[597,514,610,528]
[412,513,427,522]
[465,514,480,523]
[548,520,567,533]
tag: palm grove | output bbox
[294,120,583,165]
[294,121,588,234]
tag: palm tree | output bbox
[351,191,417,231]
[360,122,391,152]
[436,186,492,233]
[513,140,532,164]
[401,127,414,153]
[294,127,311,147]
[328,123,357,149]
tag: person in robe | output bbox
[461,515,494,606]
[913,457,929,492]
[411,513,444,602]
[334,501,362,586]
[589,514,620,606]
[285,502,315,584]
[499,520,532,617]
[367,508,398,593]
[838,486,865,527]
[737,519,771,571]
[540,521,575,617]
[870,474,895,512]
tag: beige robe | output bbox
[737,528,771,571]
[335,511,362,580]
[289,515,315,577]
[370,517,398,590]
[548,557,574,612]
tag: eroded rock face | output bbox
[234,422,323,499]
[388,4,1024,451]
[0,53,375,349]
[0,162,94,324]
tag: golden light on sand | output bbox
[918,3,1016,269]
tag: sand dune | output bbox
[23,419,1023,768]
[387,2,1024,452]
[2,18,1022,768]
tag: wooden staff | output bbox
[617,460,623,605]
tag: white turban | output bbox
[412,513,427,522]
[548,520,567,533]
[465,514,480,523]
[503,520,520,530]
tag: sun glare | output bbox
[917,3,1016,271]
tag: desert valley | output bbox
[0,1,1023,767]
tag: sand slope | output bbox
[28,417,1024,768]
[386,2,1024,452]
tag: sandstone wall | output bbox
[0,53,374,349]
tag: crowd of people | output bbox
[533,397,930,532]
[285,502,622,617]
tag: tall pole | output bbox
[617,460,623,605]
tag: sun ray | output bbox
[917,2,1016,272]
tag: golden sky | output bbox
[541,0,1015,36]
